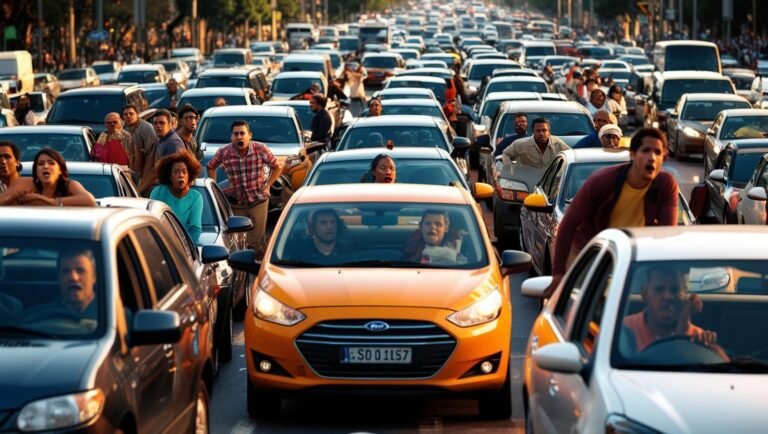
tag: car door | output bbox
[707,148,733,220]
[667,97,684,149]
[547,253,614,434]
[525,157,563,272]
[528,246,602,434]
[705,113,725,173]
[740,158,768,224]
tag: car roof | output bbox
[682,93,747,102]
[489,75,547,83]
[180,87,251,97]
[317,148,451,163]
[273,71,325,79]
[58,85,137,96]
[292,183,470,205]
[380,98,440,106]
[561,148,631,164]
[660,71,727,80]
[621,226,768,261]
[388,75,444,84]
[720,109,768,117]
[201,105,293,117]
[263,100,309,107]
[499,100,589,114]
[199,67,258,77]
[0,125,86,134]
[724,139,768,151]
[654,40,717,48]
[0,206,150,240]
[377,87,435,95]
[349,115,439,127]
[283,54,327,62]
[121,64,163,71]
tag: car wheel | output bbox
[194,382,210,434]
[477,361,512,420]
[219,306,234,363]
[247,381,281,419]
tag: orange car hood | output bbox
[264,265,495,310]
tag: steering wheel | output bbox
[639,334,727,363]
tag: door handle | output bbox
[548,376,559,397]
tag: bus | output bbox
[653,40,721,74]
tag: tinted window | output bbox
[487,80,548,94]
[197,116,299,144]
[69,174,118,198]
[213,53,247,66]
[660,80,734,108]
[133,227,179,301]
[682,101,751,121]
[0,133,88,161]
[719,116,768,140]
[469,64,511,80]
[143,87,173,109]
[338,126,448,150]
[283,61,325,74]
[525,46,555,57]
[48,95,125,124]
[197,76,249,89]
[561,162,617,208]
[272,77,324,94]
[178,95,248,113]
[377,104,443,118]
[363,57,399,69]
[499,112,593,137]
[58,70,87,80]
[307,158,465,187]
[117,70,160,83]
[664,45,719,72]
[387,80,446,103]
[92,64,115,74]
[729,76,754,91]
[192,185,219,231]
[731,152,763,187]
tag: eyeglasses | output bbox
[232,131,247,136]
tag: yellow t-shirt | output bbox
[609,181,649,228]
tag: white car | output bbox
[522,226,768,434]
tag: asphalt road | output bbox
[208,158,702,434]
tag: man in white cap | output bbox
[599,124,623,149]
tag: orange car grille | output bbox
[295,320,456,379]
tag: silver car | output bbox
[522,226,768,434]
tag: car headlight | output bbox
[447,289,502,327]
[252,285,305,326]
[605,414,660,434]
[17,389,105,432]
[498,178,528,191]
[683,126,703,138]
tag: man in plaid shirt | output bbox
[206,120,282,256]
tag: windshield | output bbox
[197,116,299,144]
[375,104,443,118]
[612,260,768,372]
[664,46,720,72]
[92,64,115,74]
[307,159,465,187]
[48,95,125,125]
[682,101,751,121]
[488,81,548,94]
[729,76,754,91]
[271,203,488,269]
[363,57,398,69]
[395,51,419,61]
[117,70,160,83]
[340,39,359,51]
[178,95,247,113]
[387,80,446,103]
[213,53,247,66]
[0,59,17,75]
[660,80,734,108]
[58,70,86,80]
[0,133,88,161]
[469,64,510,80]
[499,112,593,137]
[730,152,763,188]
[144,87,173,109]
[526,46,555,57]
[720,116,768,140]
[197,76,248,89]
[11,94,46,112]
[338,126,448,151]
[619,56,651,66]
[272,77,324,95]
[283,61,324,73]
[0,240,104,338]
[70,174,119,198]
[600,71,631,81]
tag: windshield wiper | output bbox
[0,325,57,339]
[272,259,324,267]
[337,259,440,268]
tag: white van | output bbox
[0,51,34,94]
[518,41,556,69]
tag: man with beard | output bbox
[289,209,351,261]
[176,105,203,161]
[13,94,36,125]
[547,127,679,297]
[501,117,569,168]
[494,112,529,157]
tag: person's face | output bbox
[600,133,621,148]
[594,112,612,131]
[421,214,448,247]
[309,98,319,112]
[630,136,665,183]
[59,253,96,311]
[590,91,606,107]
[167,80,178,93]
[231,125,251,150]
[17,97,29,110]
[610,89,622,101]
[171,161,190,192]
[0,145,18,179]
[36,154,62,185]
[642,270,686,329]
[122,108,138,126]
[373,157,395,183]
[533,122,550,146]
[153,115,171,137]
[369,100,382,116]
[105,115,121,134]
[181,111,198,132]
[514,116,528,135]
[312,213,338,244]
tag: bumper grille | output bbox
[296,319,456,379]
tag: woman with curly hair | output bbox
[150,150,203,243]
[0,148,95,206]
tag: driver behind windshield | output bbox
[287,209,351,262]
[623,266,717,352]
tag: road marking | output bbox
[230,419,258,434]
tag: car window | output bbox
[553,246,601,328]
[757,160,768,188]
[338,126,448,151]
[307,159,466,187]
[570,255,613,357]
[537,158,558,196]
[211,183,233,220]
[117,237,147,313]
[0,133,89,161]
[197,115,299,145]
[546,158,564,199]
[133,226,181,302]
[681,101,751,121]
[561,162,618,209]
[160,211,197,260]
[48,95,126,125]
[498,112,593,137]
[719,115,768,140]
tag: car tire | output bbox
[194,382,210,434]
[478,361,512,420]
[247,381,281,420]
[219,306,234,363]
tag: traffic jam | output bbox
[1,0,767,433]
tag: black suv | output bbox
[46,85,149,134]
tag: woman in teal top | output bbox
[150,150,203,243]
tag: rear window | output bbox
[69,174,117,198]
[213,53,247,66]
[731,153,763,188]
[661,79,734,108]
[469,64,511,80]
[283,61,324,73]
[338,126,448,151]
[363,57,398,69]
[48,95,125,124]
[663,45,719,72]
[307,159,464,187]
[117,70,160,84]
[197,76,249,89]
[271,77,324,95]
[681,101,751,121]
[487,80,548,94]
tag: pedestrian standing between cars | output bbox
[154,109,186,159]
[547,128,678,297]
[0,141,24,192]
[150,151,203,243]
[14,94,36,125]
[501,118,569,168]
[0,149,95,206]
[361,153,396,183]
[445,76,458,103]
[367,98,382,117]
[345,62,367,116]
[598,124,624,150]
[91,113,132,166]
[176,105,203,161]
[494,112,528,157]
[122,104,159,191]
[166,78,182,109]
[586,88,609,116]
[310,94,333,145]
[206,121,281,257]
[443,99,459,131]
[573,110,617,149]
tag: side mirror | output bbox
[473,182,494,200]
[521,276,553,298]
[747,186,768,201]
[227,249,262,274]
[523,193,553,213]
[475,133,491,150]
[535,342,584,374]
[130,310,181,347]
[500,250,532,277]
[226,215,254,233]
[708,169,727,183]
[201,244,229,264]
[669,111,678,119]
[451,136,471,150]
[706,128,715,136]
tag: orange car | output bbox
[229,184,532,419]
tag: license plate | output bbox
[341,347,412,364]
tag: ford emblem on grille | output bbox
[364,321,390,332]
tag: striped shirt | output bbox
[207,141,280,203]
